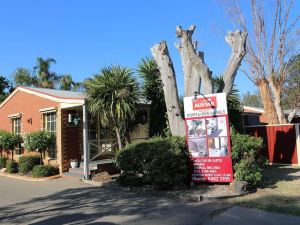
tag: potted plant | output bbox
[70,159,78,168]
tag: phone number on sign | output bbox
[193,176,231,182]
[207,176,230,182]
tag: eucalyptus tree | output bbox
[85,65,140,150]
[226,0,299,124]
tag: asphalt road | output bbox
[0,176,299,225]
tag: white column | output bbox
[295,123,300,166]
[83,99,90,180]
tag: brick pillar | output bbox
[56,105,63,174]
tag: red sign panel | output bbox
[191,157,233,182]
[192,96,217,110]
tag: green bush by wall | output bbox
[18,155,41,174]
[6,160,18,173]
[231,129,266,185]
[31,165,59,178]
[116,136,189,190]
[0,156,8,169]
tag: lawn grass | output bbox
[227,165,300,216]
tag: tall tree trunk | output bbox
[223,31,248,95]
[268,78,287,124]
[151,41,185,137]
[256,79,279,124]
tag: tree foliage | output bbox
[137,58,167,137]
[283,54,300,111]
[12,68,37,87]
[59,74,82,91]
[242,91,263,108]
[24,130,55,163]
[0,75,13,103]
[85,65,140,150]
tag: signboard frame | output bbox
[184,93,234,183]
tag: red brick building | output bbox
[0,86,149,174]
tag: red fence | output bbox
[245,124,299,165]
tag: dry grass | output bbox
[227,165,300,216]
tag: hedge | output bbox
[6,160,18,173]
[0,156,8,169]
[31,165,59,178]
[116,136,189,190]
[18,155,41,174]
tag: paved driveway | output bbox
[0,176,299,225]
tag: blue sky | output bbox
[0,0,299,96]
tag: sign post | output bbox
[184,93,233,183]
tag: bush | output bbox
[31,165,59,178]
[18,155,41,174]
[6,160,18,173]
[116,136,189,190]
[231,129,265,185]
[0,156,8,169]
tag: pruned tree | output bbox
[226,0,299,124]
[151,26,247,136]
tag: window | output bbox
[11,116,22,155]
[11,117,21,134]
[43,112,56,158]
[43,112,56,132]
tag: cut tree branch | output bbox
[151,41,185,137]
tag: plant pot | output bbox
[70,161,78,168]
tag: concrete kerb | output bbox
[81,179,245,202]
[0,171,61,181]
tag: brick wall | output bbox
[0,90,59,162]
[61,109,83,172]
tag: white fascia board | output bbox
[60,102,84,109]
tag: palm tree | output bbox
[59,74,82,91]
[34,57,58,88]
[137,58,167,136]
[85,65,140,150]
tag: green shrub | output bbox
[31,165,59,178]
[6,160,18,173]
[116,136,189,190]
[0,156,8,169]
[231,129,265,185]
[18,155,41,174]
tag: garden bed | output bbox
[0,169,61,181]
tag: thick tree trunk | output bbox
[223,31,248,95]
[257,79,279,124]
[151,41,185,137]
[268,78,287,124]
